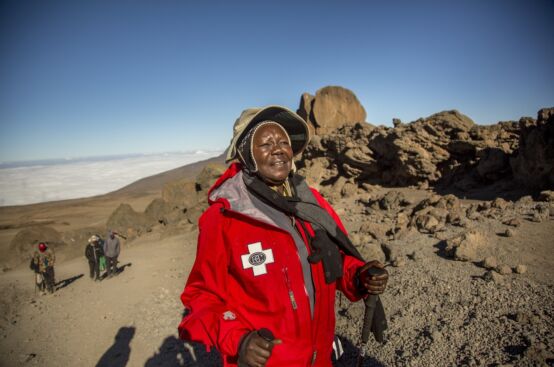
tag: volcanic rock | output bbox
[162,179,198,209]
[538,190,554,202]
[515,264,528,274]
[511,108,554,190]
[445,230,486,261]
[144,198,173,225]
[106,203,152,239]
[298,86,367,135]
[195,163,226,193]
[482,256,498,270]
[8,226,67,265]
[497,264,513,275]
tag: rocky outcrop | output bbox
[104,163,227,242]
[297,86,366,135]
[162,179,199,209]
[8,226,67,266]
[144,198,173,225]
[445,230,487,261]
[195,164,226,193]
[106,204,152,239]
[297,93,538,191]
[511,108,554,191]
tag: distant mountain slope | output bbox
[111,152,226,196]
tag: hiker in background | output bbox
[31,242,56,294]
[104,230,120,278]
[30,248,46,293]
[178,106,388,366]
[85,235,104,281]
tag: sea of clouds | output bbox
[0,151,222,206]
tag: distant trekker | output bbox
[85,235,104,281]
[30,242,56,294]
[103,230,120,278]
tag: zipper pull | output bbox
[288,290,298,310]
[282,267,298,310]
[311,350,317,365]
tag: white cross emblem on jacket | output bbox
[241,242,274,276]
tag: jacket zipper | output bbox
[282,267,298,310]
[224,207,314,360]
[294,220,319,366]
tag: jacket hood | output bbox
[207,163,281,228]
[225,105,311,163]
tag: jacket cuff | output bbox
[219,321,252,356]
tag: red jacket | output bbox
[178,164,364,366]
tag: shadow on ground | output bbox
[55,273,83,291]
[117,262,132,274]
[145,336,221,367]
[96,326,135,367]
[334,335,386,367]
[139,332,383,366]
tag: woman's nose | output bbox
[271,143,284,154]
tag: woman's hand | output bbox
[357,260,388,295]
[238,329,281,367]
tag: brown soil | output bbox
[0,168,553,366]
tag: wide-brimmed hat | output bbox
[225,105,310,163]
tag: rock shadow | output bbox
[55,273,83,290]
[145,336,221,367]
[432,239,451,260]
[96,326,135,367]
[333,335,385,367]
[434,182,534,202]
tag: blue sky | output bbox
[1,0,553,162]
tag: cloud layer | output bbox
[0,151,221,206]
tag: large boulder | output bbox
[511,108,554,190]
[195,163,226,193]
[297,93,316,138]
[162,178,199,209]
[144,198,173,224]
[445,230,487,261]
[106,203,152,239]
[8,226,67,267]
[298,86,367,135]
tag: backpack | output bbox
[99,256,107,271]
[30,258,38,272]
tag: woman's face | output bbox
[252,123,293,185]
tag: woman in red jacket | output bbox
[179,105,388,366]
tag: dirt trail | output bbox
[1,190,553,367]
[0,231,199,367]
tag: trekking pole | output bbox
[356,268,387,367]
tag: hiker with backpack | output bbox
[30,242,56,294]
[85,235,105,281]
